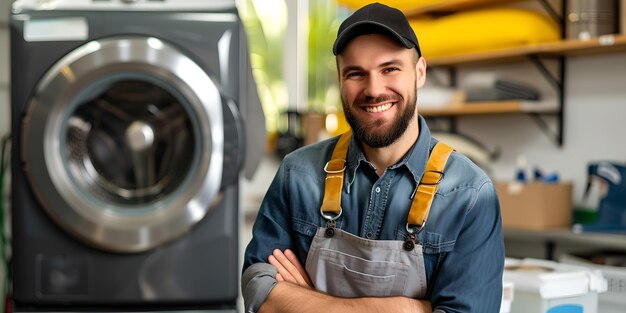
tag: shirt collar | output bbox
[345,114,434,192]
[345,134,367,193]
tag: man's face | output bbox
[337,33,425,148]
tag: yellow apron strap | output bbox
[321,132,453,230]
[320,132,351,218]
[407,142,454,231]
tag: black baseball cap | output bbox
[333,2,421,56]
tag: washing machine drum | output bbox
[22,37,227,253]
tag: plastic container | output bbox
[560,253,626,313]
[504,258,607,313]
[500,281,514,313]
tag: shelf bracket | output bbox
[525,55,566,147]
[527,55,562,90]
[529,112,562,146]
[528,0,566,147]
[546,240,556,260]
[538,0,564,34]
[448,116,458,133]
[448,67,458,88]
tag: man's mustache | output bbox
[354,94,401,106]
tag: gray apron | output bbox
[305,132,453,299]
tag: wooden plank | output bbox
[426,45,542,67]
[404,0,524,17]
[539,34,626,56]
[426,34,626,66]
[420,101,523,116]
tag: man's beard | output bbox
[342,89,417,148]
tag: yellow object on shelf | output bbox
[409,8,559,58]
[336,0,445,11]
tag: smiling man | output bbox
[242,3,504,313]
[338,31,422,176]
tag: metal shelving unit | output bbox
[504,228,626,260]
[412,0,581,147]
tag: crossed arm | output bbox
[258,249,432,313]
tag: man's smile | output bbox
[364,102,394,113]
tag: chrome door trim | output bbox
[22,36,224,252]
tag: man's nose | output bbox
[363,76,385,98]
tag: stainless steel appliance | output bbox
[10,0,264,311]
[567,0,619,40]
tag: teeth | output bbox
[365,103,392,113]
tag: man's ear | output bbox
[415,56,427,88]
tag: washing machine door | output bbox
[22,37,225,253]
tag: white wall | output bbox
[455,53,626,205]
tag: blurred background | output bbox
[2,0,626,313]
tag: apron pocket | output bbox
[316,248,409,298]
[327,261,397,297]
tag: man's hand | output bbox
[259,282,432,313]
[268,249,313,289]
[263,249,432,313]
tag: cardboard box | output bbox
[302,112,326,146]
[495,182,573,230]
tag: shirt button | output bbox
[366,232,373,239]
[375,187,381,193]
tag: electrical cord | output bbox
[0,134,11,309]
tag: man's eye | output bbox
[384,67,399,73]
[346,72,364,78]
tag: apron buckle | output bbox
[321,208,341,238]
[325,220,336,237]
[403,232,417,251]
[404,223,424,251]
[406,222,425,234]
[325,227,335,237]
[320,207,342,221]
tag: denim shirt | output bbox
[242,115,504,313]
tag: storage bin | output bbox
[504,258,606,313]
[501,281,514,313]
[560,253,626,313]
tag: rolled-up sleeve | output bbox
[430,181,505,313]
[241,263,278,313]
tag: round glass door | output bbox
[22,37,224,252]
[66,78,196,206]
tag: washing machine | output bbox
[10,0,265,311]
